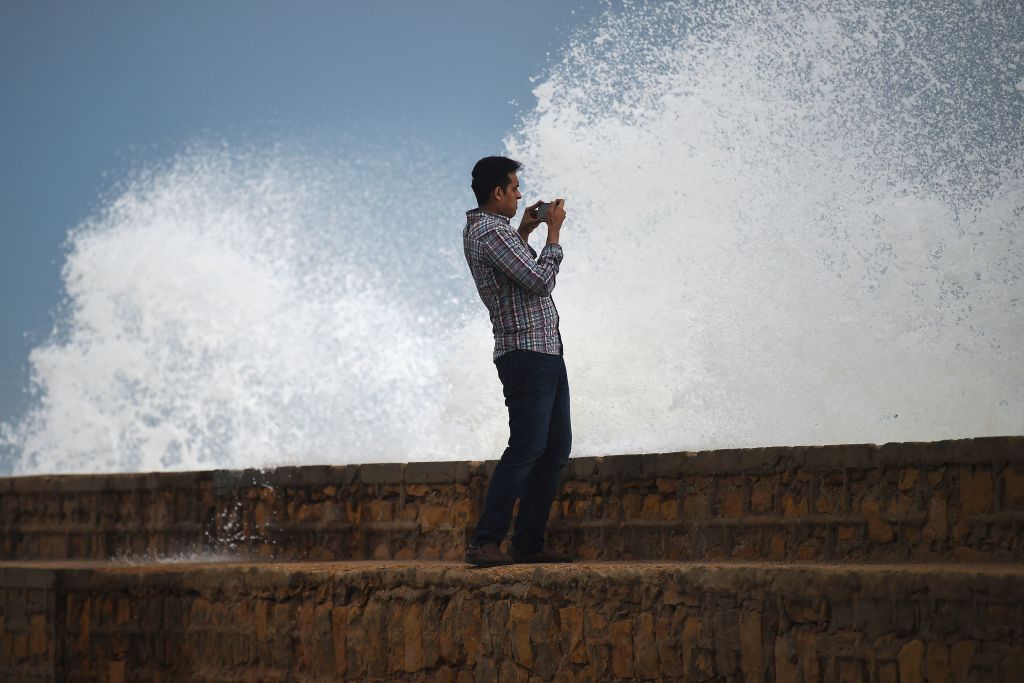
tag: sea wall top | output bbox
[1,436,1021,563]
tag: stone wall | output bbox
[2,436,1022,563]
[0,566,57,681]
[2,436,1023,682]
[1,560,1021,682]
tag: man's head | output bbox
[472,156,522,218]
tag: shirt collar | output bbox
[467,208,511,225]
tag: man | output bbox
[462,155,573,567]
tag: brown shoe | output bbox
[464,542,514,567]
[510,546,574,564]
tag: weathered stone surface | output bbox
[608,618,634,678]
[926,641,950,682]
[951,640,976,683]
[739,610,763,681]
[899,639,925,683]
[863,499,895,544]
[4,559,1021,681]
[2,436,1021,564]
[782,492,809,518]
[960,466,994,516]
[923,493,948,543]
[775,632,799,683]
[634,612,659,679]
[510,602,535,668]
[750,479,775,514]
[1004,466,1024,509]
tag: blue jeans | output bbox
[469,349,572,554]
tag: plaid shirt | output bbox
[463,208,564,360]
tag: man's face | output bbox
[494,172,521,218]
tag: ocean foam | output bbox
[3,1,1021,473]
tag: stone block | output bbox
[682,492,709,519]
[768,533,786,560]
[419,505,449,533]
[358,463,405,485]
[959,466,994,516]
[774,633,799,683]
[950,640,975,683]
[898,640,924,683]
[925,641,950,683]
[405,461,470,484]
[720,489,744,519]
[509,602,535,668]
[688,448,750,474]
[962,435,1022,463]
[655,613,683,678]
[654,451,690,477]
[609,619,634,678]
[563,480,598,497]
[660,498,681,521]
[878,662,898,683]
[595,454,645,480]
[898,468,920,490]
[796,540,821,561]
[750,480,774,515]
[101,474,148,494]
[641,494,662,520]
[922,494,948,543]
[403,602,426,672]
[621,492,643,520]
[404,483,433,498]
[782,492,808,519]
[1003,466,1024,510]
[258,465,337,489]
[634,612,659,679]
[863,499,894,544]
[567,457,598,479]
[804,444,871,471]
[655,477,679,494]
[559,606,587,664]
[365,500,394,523]
[739,611,763,682]
[451,498,474,526]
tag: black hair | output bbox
[471,156,522,206]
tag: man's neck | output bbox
[476,206,510,221]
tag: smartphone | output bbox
[536,202,551,220]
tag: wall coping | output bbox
[1,435,1020,494]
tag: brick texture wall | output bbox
[2,436,1023,682]
[2,436,1022,563]
[1,561,1020,682]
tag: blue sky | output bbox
[0,1,603,420]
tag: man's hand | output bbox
[518,200,545,243]
[518,200,544,234]
[547,199,566,229]
[546,198,566,245]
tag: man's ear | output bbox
[492,185,504,202]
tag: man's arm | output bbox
[518,226,534,246]
[481,225,563,297]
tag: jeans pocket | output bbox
[495,350,523,383]
[521,350,559,377]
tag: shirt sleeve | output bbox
[481,225,563,297]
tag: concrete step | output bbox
[2,436,1022,563]
[1,559,1022,682]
